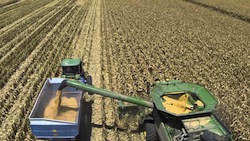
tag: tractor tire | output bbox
[86,76,92,85]
[144,117,158,141]
[86,76,93,95]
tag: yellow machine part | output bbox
[54,90,62,109]
[195,100,203,107]
[162,94,196,114]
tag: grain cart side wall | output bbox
[29,78,83,139]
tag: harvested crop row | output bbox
[67,1,91,59]
[0,0,52,29]
[1,8,75,123]
[0,0,104,140]
[76,0,97,71]
[101,0,250,140]
[0,3,77,132]
[80,0,107,140]
[101,0,126,130]
[0,0,74,94]
[17,6,90,140]
[0,0,19,9]
[0,2,89,140]
[0,0,76,123]
[0,0,63,48]
[188,0,250,20]
[103,0,156,99]
[99,0,121,139]
[0,2,73,90]
[0,0,28,15]
[0,0,62,35]
[99,0,146,140]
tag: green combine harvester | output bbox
[29,58,232,141]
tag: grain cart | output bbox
[29,59,232,141]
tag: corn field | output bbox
[0,0,249,140]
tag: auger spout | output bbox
[57,79,154,108]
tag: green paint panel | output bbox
[66,80,154,108]
[150,80,218,116]
[182,115,232,140]
[61,59,81,67]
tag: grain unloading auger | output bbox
[29,59,232,141]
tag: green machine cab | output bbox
[61,58,84,80]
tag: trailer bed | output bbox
[29,78,83,139]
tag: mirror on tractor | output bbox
[61,58,84,80]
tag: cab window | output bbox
[62,66,79,75]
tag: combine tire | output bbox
[144,116,158,141]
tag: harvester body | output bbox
[149,80,232,141]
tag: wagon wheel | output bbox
[86,76,93,95]
[86,75,92,85]
[144,116,158,141]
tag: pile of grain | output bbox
[44,97,78,122]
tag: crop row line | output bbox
[0,4,75,123]
[100,1,146,140]
[0,0,52,29]
[0,3,88,139]
[12,7,83,139]
[79,0,97,71]
[68,1,91,59]
[101,0,121,134]
[0,0,28,15]
[0,0,63,48]
[0,0,58,36]
[0,1,73,89]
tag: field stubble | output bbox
[190,0,250,20]
[0,0,249,140]
[101,0,250,140]
[0,0,91,140]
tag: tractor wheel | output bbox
[86,76,92,85]
[144,117,158,141]
[86,76,93,95]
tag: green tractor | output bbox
[60,58,91,85]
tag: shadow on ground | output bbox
[76,98,93,141]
